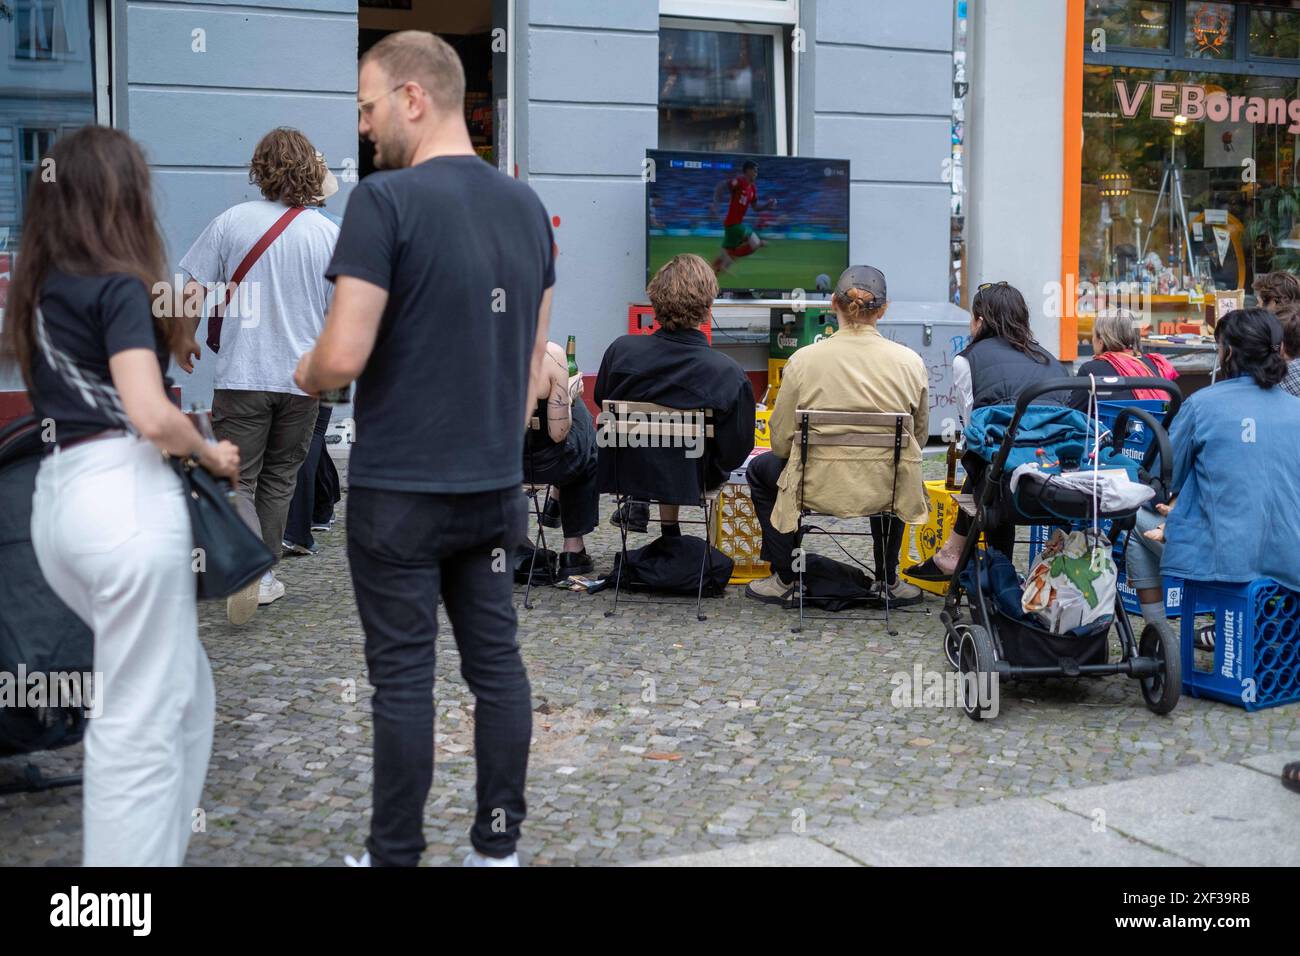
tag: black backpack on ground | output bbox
[601,535,732,597]
[783,553,881,612]
[514,541,559,584]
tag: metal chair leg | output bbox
[793,522,804,634]
[695,499,710,621]
[883,569,896,637]
[605,496,628,618]
[523,487,550,611]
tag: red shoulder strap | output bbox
[206,205,307,354]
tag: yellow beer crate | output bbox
[754,407,772,448]
[767,356,788,392]
[711,475,770,585]
[899,479,964,596]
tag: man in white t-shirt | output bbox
[177,127,340,624]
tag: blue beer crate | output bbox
[1180,578,1300,712]
[1096,399,1168,466]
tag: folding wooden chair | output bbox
[791,409,915,635]
[520,413,554,610]
[600,400,719,621]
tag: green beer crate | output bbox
[769,307,837,359]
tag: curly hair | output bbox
[1252,270,1300,309]
[1273,300,1300,359]
[249,128,326,207]
[647,254,717,332]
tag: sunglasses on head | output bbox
[976,281,1009,292]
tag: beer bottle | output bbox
[945,416,966,491]
[566,335,579,377]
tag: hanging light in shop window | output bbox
[1099,168,1130,198]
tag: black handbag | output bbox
[33,304,274,600]
[170,454,275,600]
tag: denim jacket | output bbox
[1162,377,1300,592]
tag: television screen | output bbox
[646,150,850,295]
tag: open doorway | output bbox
[357,0,508,179]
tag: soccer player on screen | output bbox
[710,160,777,275]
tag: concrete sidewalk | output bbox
[639,751,1300,866]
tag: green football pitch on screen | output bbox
[647,236,846,293]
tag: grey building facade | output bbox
[2,0,958,410]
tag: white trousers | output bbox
[31,434,214,866]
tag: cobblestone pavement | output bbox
[2,457,1297,866]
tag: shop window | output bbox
[1250,4,1300,59]
[658,24,782,154]
[1184,2,1235,59]
[1080,0,1300,319]
[1080,63,1300,295]
[15,0,74,61]
[1085,0,1172,51]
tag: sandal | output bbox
[1283,762,1300,795]
[901,556,953,583]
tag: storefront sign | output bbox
[1114,80,1300,134]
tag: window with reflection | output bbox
[1081,2,1300,300]
[1085,0,1172,50]
[0,0,97,390]
[658,26,777,154]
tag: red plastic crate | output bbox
[627,304,712,343]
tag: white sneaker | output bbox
[463,850,519,867]
[226,579,259,626]
[258,574,286,606]
[344,851,370,867]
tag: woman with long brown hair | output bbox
[3,125,239,866]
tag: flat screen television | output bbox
[646,149,850,296]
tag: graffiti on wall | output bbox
[881,329,969,416]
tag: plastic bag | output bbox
[1021,529,1116,634]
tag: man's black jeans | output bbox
[348,484,531,866]
[747,451,907,584]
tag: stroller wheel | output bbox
[958,625,998,721]
[943,623,967,671]
[1138,621,1181,715]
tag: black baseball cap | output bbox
[834,265,887,306]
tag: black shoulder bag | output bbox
[169,443,275,600]
[34,306,274,600]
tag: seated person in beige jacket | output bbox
[745,265,930,606]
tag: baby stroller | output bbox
[939,377,1182,720]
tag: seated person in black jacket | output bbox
[522,340,598,577]
[593,253,756,535]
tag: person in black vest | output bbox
[904,281,1070,581]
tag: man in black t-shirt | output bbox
[295,30,554,868]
